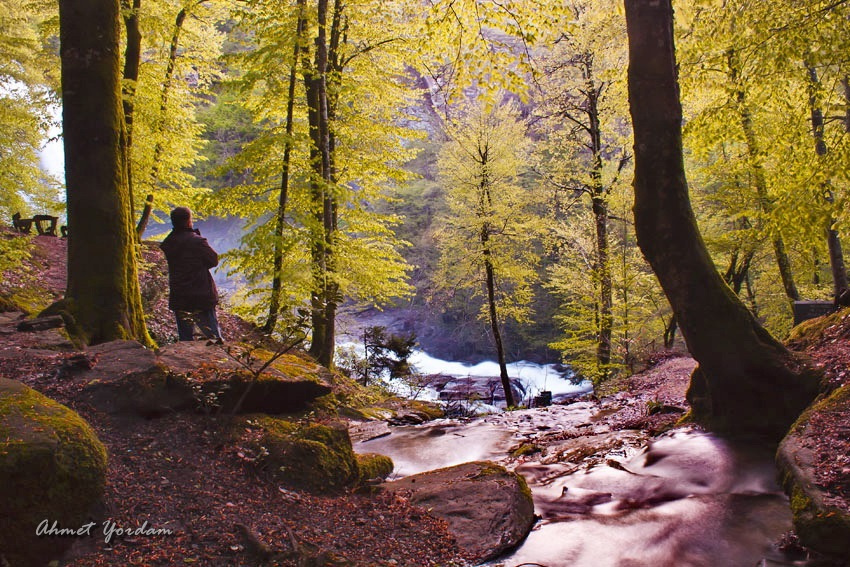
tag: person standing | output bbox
[160,207,223,342]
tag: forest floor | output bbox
[1,231,849,565]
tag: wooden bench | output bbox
[11,213,33,234]
[12,213,60,236]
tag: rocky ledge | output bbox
[777,384,850,557]
[72,339,333,417]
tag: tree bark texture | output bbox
[624,0,820,439]
[59,0,150,345]
[304,0,338,367]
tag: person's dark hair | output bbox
[170,207,192,229]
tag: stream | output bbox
[355,402,801,567]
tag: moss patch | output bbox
[0,378,108,566]
[786,307,850,350]
[356,453,394,482]
[510,442,541,458]
[789,483,850,556]
[788,382,850,436]
[778,383,850,558]
[248,418,360,493]
[405,399,445,420]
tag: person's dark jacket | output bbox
[160,227,219,311]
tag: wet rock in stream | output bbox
[381,461,535,562]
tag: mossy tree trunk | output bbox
[59,0,151,346]
[624,0,820,439]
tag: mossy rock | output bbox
[0,378,108,566]
[510,442,542,458]
[405,399,445,420]
[786,307,850,350]
[356,453,394,482]
[254,418,359,493]
[777,384,850,558]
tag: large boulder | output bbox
[383,461,535,562]
[246,418,362,493]
[777,384,850,557]
[0,378,107,566]
[79,341,333,417]
[78,340,187,417]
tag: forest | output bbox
[2,0,850,565]
[2,0,847,382]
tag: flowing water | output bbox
[356,403,799,567]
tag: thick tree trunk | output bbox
[624,0,820,439]
[59,0,151,345]
[727,49,800,302]
[265,0,307,334]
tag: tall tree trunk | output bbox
[585,55,613,377]
[265,0,308,334]
[483,248,515,408]
[727,49,800,302]
[304,0,337,367]
[148,2,203,188]
[624,0,820,439]
[807,63,849,298]
[591,193,612,374]
[478,155,515,407]
[319,0,344,365]
[121,0,141,225]
[59,0,151,346]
